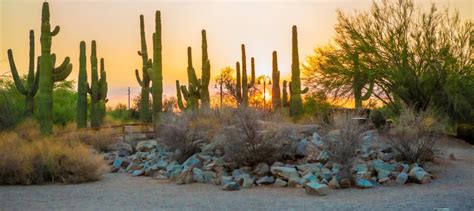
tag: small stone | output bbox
[256,176,275,185]
[274,178,288,187]
[340,178,352,188]
[220,176,233,186]
[378,177,390,183]
[222,182,240,191]
[270,166,299,180]
[409,166,432,184]
[287,177,301,188]
[396,172,408,185]
[305,182,329,196]
[132,169,145,177]
[176,168,194,184]
[253,163,270,176]
[295,139,308,157]
[235,173,254,188]
[449,153,456,160]
[356,178,374,188]
[328,178,340,189]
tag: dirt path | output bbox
[1,139,473,210]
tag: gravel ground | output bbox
[1,138,473,211]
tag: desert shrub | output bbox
[456,124,473,144]
[0,78,26,130]
[224,107,290,166]
[108,103,136,123]
[56,124,119,152]
[323,112,369,165]
[0,125,106,185]
[303,92,332,124]
[369,109,386,130]
[387,108,445,164]
[159,112,211,163]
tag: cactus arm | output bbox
[53,57,71,74]
[146,67,153,79]
[180,85,190,101]
[135,69,143,86]
[7,49,27,95]
[26,30,36,94]
[138,51,142,56]
[51,26,60,36]
[31,56,40,96]
[302,87,309,94]
[176,80,186,110]
[361,80,374,101]
[51,54,56,67]
[249,57,255,88]
[53,63,72,81]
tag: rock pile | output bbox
[106,130,433,196]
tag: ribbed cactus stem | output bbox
[77,41,88,128]
[136,14,151,123]
[289,25,305,117]
[249,57,255,88]
[282,80,289,107]
[235,61,241,101]
[241,44,248,106]
[200,29,211,109]
[98,58,108,124]
[272,51,281,110]
[90,40,100,127]
[176,47,200,111]
[7,30,39,117]
[38,2,72,134]
[150,10,163,128]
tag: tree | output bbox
[305,0,473,122]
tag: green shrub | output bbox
[369,109,386,129]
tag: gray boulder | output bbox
[274,178,288,187]
[222,182,241,191]
[396,172,408,185]
[305,182,329,196]
[252,163,270,176]
[256,176,275,185]
[271,166,299,180]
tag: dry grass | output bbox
[223,107,290,166]
[0,121,106,185]
[323,112,369,165]
[55,123,119,152]
[387,108,444,164]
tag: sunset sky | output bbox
[1,0,472,107]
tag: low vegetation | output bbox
[0,121,107,185]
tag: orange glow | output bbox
[1,0,472,107]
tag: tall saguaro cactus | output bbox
[272,51,281,110]
[77,41,88,128]
[148,10,163,129]
[289,25,308,117]
[38,2,73,134]
[249,57,256,88]
[135,14,151,123]
[7,30,40,117]
[235,62,241,101]
[282,80,289,107]
[200,30,211,109]
[240,44,248,106]
[176,47,200,110]
[89,41,107,127]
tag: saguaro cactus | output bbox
[235,62,241,101]
[200,30,211,109]
[282,80,289,107]
[148,10,163,129]
[77,41,88,128]
[249,57,256,88]
[135,14,152,123]
[89,41,108,127]
[289,25,308,117]
[7,30,40,117]
[176,47,200,110]
[241,44,248,106]
[352,51,374,109]
[272,51,281,110]
[38,2,73,134]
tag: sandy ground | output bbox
[1,138,473,211]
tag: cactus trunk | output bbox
[176,47,200,111]
[241,44,248,106]
[89,40,99,127]
[77,41,88,128]
[272,51,281,110]
[282,80,289,107]
[200,30,211,109]
[7,30,39,117]
[235,62,241,101]
[289,26,306,117]
[38,2,73,134]
[150,11,163,129]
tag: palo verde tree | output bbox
[7,30,40,117]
